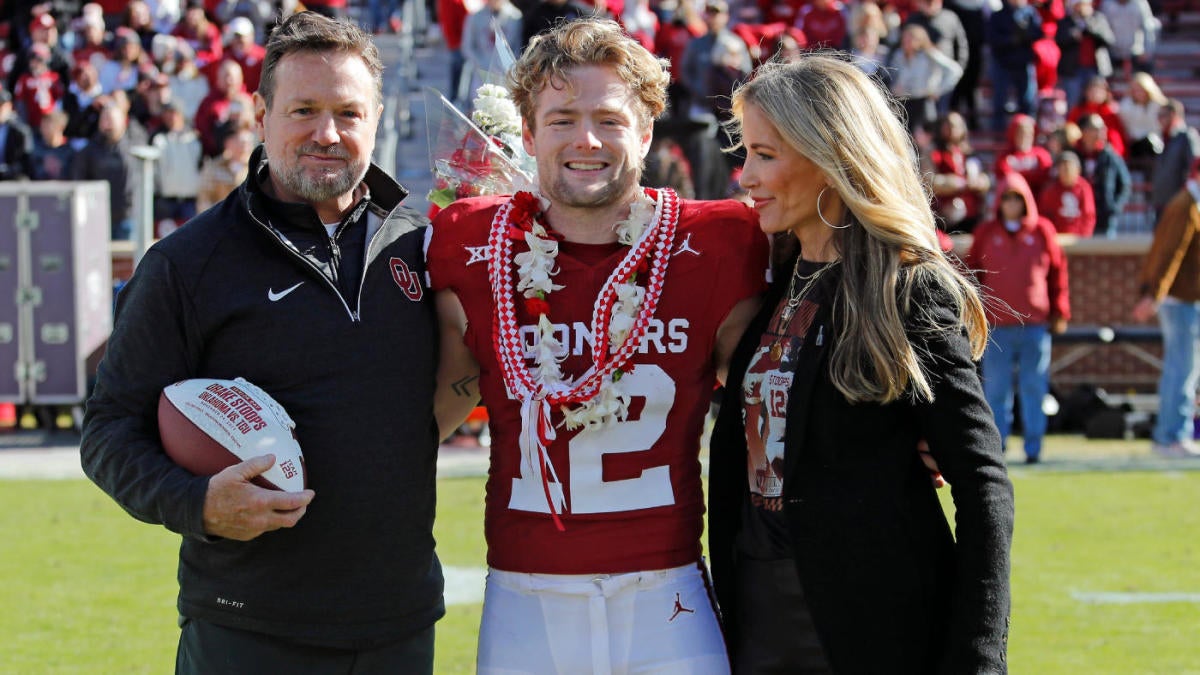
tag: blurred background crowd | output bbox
[0,0,1194,238]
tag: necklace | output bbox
[488,187,679,527]
[769,258,839,361]
[792,262,832,281]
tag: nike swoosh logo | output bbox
[267,282,304,302]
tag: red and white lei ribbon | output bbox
[488,187,680,528]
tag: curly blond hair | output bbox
[508,18,670,133]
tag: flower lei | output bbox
[488,186,679,527]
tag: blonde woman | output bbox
[1120,71,1169,159]
[708,54,1014,673]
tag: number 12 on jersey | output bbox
[509,365,677,515]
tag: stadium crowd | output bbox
[438,0,1198,238]
[0,0,1196,441]
[0,0,1194,237]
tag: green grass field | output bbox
[2,447,1199,673]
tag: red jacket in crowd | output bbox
[802,3,847,49]
[967,172,1072,327]
[438,0,468,51]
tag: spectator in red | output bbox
[219,17,265,93]
[172,0,223,72]
[968,171,1070,463]
[92,0,129,30]
[996,113,1054,194]
[760,0,806,24]
[1067,75,1126,157]
[929,111,992,232]
[802,0,849,49]
[1031,0,1064,93]
[71,10,112,71]
[193,58,247,157]
[1039,150,1097,234]
[437,0,468,103]
[6,11,72,94]
[13,45,64,131]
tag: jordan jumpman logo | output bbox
[668,592,695,622]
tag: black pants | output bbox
[733,556,833,675]
[176,618,435,674]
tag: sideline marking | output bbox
[444,565,487,606]
[1072,592,1200,604]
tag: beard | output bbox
[540,160,642,211]
[276,144,369,204]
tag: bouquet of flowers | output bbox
[424,29,536,208]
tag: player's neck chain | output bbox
[487,187,680,527]
[770,257,840,362]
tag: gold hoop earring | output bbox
[817,187,851,229]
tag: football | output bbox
[157,378,306,491]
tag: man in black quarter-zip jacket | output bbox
[81,13,444,673]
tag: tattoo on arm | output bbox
[452,375,478,397]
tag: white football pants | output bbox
[477,562,730,675]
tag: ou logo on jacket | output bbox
[390,257,424,301]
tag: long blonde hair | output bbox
[728,55,988,404]
[1129,71,1167,106]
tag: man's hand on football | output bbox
[202,454,315,541]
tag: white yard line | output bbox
[444,565,487,606]
[1072,592,1200,604]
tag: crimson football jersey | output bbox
[428,193,768,574]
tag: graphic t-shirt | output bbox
[737,259,836,560]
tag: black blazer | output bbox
[709,266,1014,674]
